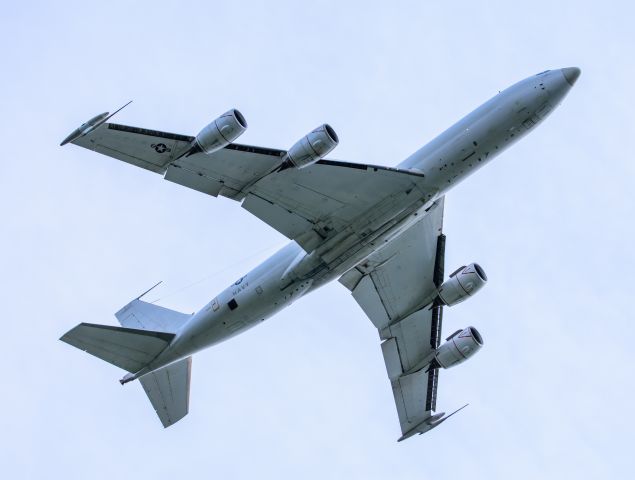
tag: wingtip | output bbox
[60,129,81,146]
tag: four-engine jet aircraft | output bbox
[60,67,580,440]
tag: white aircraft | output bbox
[60,67,580,440]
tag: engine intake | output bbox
[194,109,247,154]
[286,124,339,168]
[434,326,483,369]
[437,262,487,306]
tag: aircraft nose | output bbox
[561,67,581,86]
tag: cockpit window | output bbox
[536,70,550,76]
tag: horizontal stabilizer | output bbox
[60,323,174,373]
[116,299,191,333]
[140,357,192,427]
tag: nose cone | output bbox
[561,67,581,86]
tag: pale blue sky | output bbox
[1,1,633,479]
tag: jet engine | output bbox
[434,326,483,369]
[194,109,247,154]
[286,124,339,168]
[437,263,487,306]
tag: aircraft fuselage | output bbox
[142,68,578,375]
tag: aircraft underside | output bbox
[60,67,579,438]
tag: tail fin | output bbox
[60,323,174,373]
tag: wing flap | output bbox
[164,164,224,197]
[248,162,425,230]
[242,193,314,239]
[392,370,431,428]
[241,162,430,251]
[352,275,391,329]
[381,337,402,381]
[381,308,435,371]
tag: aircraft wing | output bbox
[70,122,429,251]
[339,198,451,440]
[71,122,285,194]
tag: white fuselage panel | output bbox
[151,69,574,370]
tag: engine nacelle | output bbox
[437,263,487,306]
[434,326,483,369]
[194,109,247,154]
[286,124,339,168]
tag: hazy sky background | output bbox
[1,1,633,478]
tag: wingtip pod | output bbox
[397,404,469,442]
[60,100,132,146]
[60,111,109,146]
